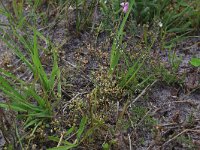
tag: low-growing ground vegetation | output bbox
[0,0,200,149]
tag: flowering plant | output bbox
[120,2,129,13]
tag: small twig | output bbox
[159,123,178,127]
[116,101,119,118]
[147,142,154,150]
[57,132,64,147]
[62,59,77,68]
[62,92,88,114]
[73,92,88,101]
[173,100,198,106]
[128,134,132,150]
[66,132,76,141]
[180,87,200,100]
[151,107,161,115]
[130,80,157,106]
[161,129,200,148]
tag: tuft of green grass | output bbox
[0,27,61,130]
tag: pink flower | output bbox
[120,2,129,13]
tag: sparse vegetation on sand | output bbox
[0,0,199,149]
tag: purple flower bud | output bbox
[120,2,129,13]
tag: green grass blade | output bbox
[0,103,27,112]
[24,87,46,107]
[77,116,87,140]
[119,58,142,87]
[48,145,78,150]
[109,0,135,74]
[24,119,39,129]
